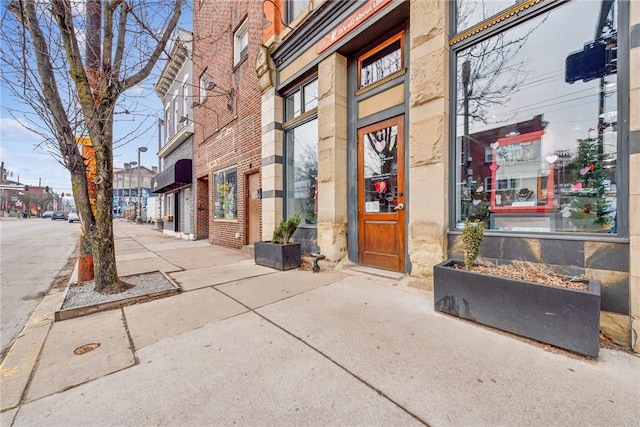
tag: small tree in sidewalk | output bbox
[3,0,182,292]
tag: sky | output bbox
[0,3,193,195]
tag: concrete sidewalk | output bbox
[1,221,639,426]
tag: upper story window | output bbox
[173,96,179,135]
[199,71,207,103]
[182,80,189,123]
[285,0,310,25]
[164,106,170,141]
[234,19,249,66]
[358,32,404,89]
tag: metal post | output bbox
[136,147,147,223]
[129,161,136,218]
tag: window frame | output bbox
[283,76,319,223]
[357,31,405,90]
[448,0,629,237]
[199,71,207,103]
[285,0,310,25]
[182,78,189,124]
[213,167,238,221]
[234,18,249,66]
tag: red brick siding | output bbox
[194,0,263,248]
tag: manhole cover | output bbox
[74,343,101,355]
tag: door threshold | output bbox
[351,265,405,280]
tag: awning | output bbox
[151,159,192,193]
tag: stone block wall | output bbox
[317,53,348,262]
[408,0,449,276]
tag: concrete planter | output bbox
[433,259,601,357]
[254,241,301,271]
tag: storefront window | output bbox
[214,168,237,220]
[285,119,318,224]
[284,78,318,224]
[454,0,618,234]
[359,32,403,88]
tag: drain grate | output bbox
[74,343,101,355]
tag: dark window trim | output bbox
[282,75,318,123]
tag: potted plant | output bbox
[433,219,601,357]
[254,211,302,270]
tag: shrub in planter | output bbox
[434,220,601,357]
[255,211,302,270]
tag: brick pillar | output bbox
[629,1,640,353]
[406,0,449,277]
[317,53,348,261]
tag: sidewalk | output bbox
[1,220,639,426]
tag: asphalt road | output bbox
[0,217,78,360]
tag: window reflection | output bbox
[359,33,403,88]
[214,168,237,220]
[286,119,318,224]
[456,0,525,33]
[363,125,399,213]
[454,0,618,234]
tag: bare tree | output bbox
[456,1,547,124]
[2,0,181,292]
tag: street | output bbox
[0,217,78,359]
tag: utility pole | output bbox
[77,0,101,282]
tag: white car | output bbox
[67,212,80,223]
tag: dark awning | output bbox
[151,159,192,193]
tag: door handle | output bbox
[394,203,404,211]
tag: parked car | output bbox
[67,211,79,223]
[51,211,66,221]
[42,211,53,219]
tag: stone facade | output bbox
[250,0,638,351]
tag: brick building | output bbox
[193,0,264,247]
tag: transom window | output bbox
[285,79,317,123]
[358,32,404,89]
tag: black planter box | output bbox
[254,241,301,271]
[433,259,601,357]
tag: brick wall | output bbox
[194,0,263,248]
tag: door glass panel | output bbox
[363,125,399,213]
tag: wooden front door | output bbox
[358,115,405,272]
[246,172,261,245]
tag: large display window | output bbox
[284,77,318,225]
[453,0,618,234]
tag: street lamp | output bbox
[136,147,148,223]
[128,161,137,216]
